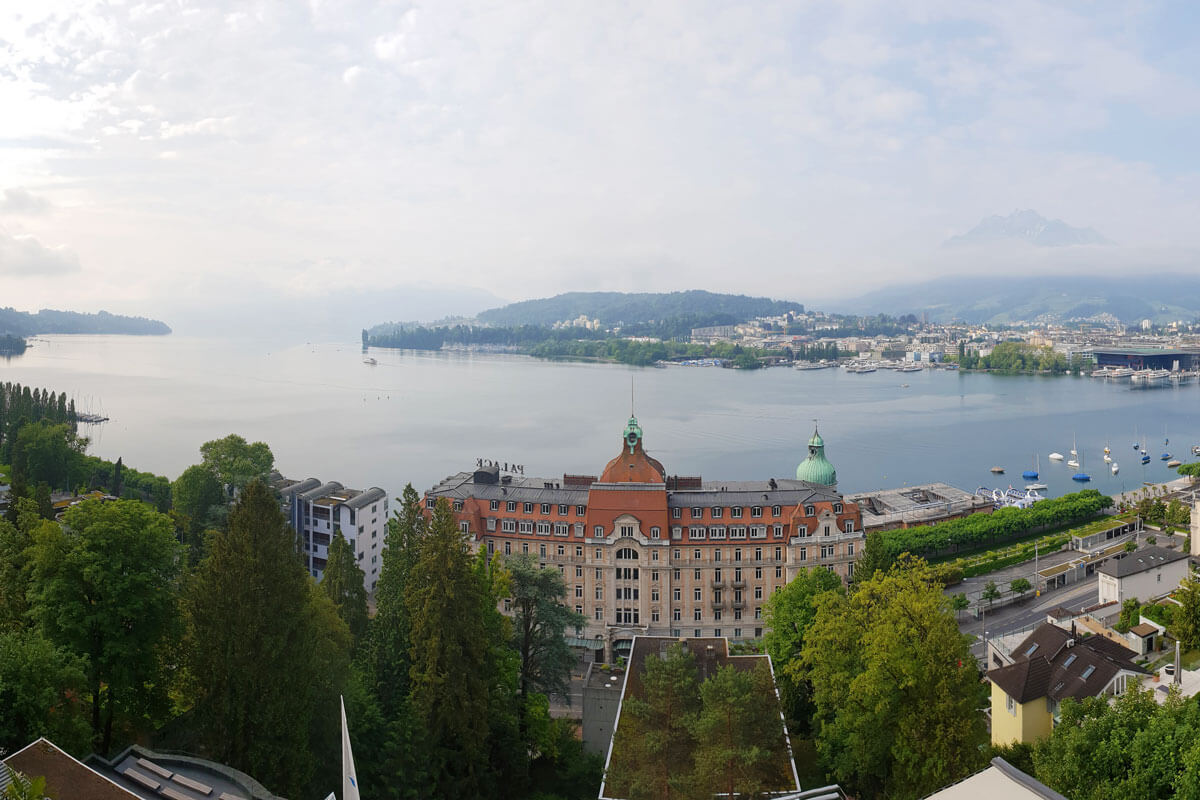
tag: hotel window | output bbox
[847,563,855,578]
[694,608,702,621]
[755,607,762,619]
[426,498,435,509]
[558,504,568,515]
[690,527,706,540]
[537,522,551,535]
[714,549,722,562]
[507,501,517,512]
[714,568,722,582]
[557,544,565,555]
[486,518,497,532]
[804,505,815,516]
[595,607,603,621]
[751,506,762,518]
[651,610,660,623]
[486,540,494,554]
[673,568,681,580]
[694,629,702,638]
[821,544,834,559]
[575,585,583,598]
[593,526,604,538]
[845,520,855,533]
[576,505,586,516]
[1006,695,1016,716]
[522,542,530,553]
[595,553,602,565]
[691,507,703,519]
[734,567,742,581]
[775,566,783,578]
[731,507,743,519]
[651,570,659,581]
[501,520,516,533]
[576,546,583,557]
[673,549,681,560]
[519,521,534,534]
[731,527,747,540]
[459,521,469,533]
[524,502,533,513]
[773,525,784,538]
[799,548,809,564]
[652,550,659,561]
[673,587,681,601]
[575,566,583,577]
[504,541,512,555]
[774,547,782,560]
[452,501,464,512]
[751,526,767,539]
[712,507,723,518]
[620,524,634,537]
[834,503,843,514]
[823,524,831,536]
[755,586,763,599]
[651,588,659,601]
[847,542,855,555]
[714,628,721,637]
[595,587,603,600]
[672,507,682,519]
[710,527,726,540]
[692,548,701,561]
[694,588,702,601]
[539,503,550,514]
[771,505,781,516]
[670,527,682,540]
[574,524,585,538]
[650,526,661,539]
[595,567,602,579]
[673,609,681,621]
[575,604,583,615]
[714,610,722,621]
[555,523,569,536]
[490,499,500,511]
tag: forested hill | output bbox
[0,307,171,336]
[475,290,803,328]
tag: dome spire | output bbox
[796,421,837,486]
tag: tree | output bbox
[171,464,225,554]
[691,661,788,799]
[1116,597,1142,634]
[405,498,494,798]
[803,557,987,799]
[982,581,1001,606]
[853,532,895,581]
[763,567,844,731]
[1010,578,1032,599]
[1174,572,1200,652]
[10,421,86,492]
[0,629,91,756]
[321,531,369,646]
[505,553,586,716]
[606,642,702,800]
[950,593,970,618]
[2,766,47,800]
[26,499,180,755]
[0,499,53,631]
[183,480,351,797]
[198,434,274,497]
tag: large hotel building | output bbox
[426,416,864,661]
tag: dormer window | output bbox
[804,505,815,516]
[834,503,843,514]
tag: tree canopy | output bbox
[198,434,275,496]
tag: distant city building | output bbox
[425,417,864,660]
[277,477,388,592]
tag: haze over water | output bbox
[4,335,1198,501]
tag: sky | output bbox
[2,0,1199,330]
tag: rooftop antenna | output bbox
[631,375,635,417]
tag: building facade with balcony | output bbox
[277,478,389,592]
[425,417,863,661]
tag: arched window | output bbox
[616,547,639,560]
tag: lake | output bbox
[4,335,1198,502]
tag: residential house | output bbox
[1096,545,1189,605]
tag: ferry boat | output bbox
[1109,367,1134,378]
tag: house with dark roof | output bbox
[2,738,140,800]
[1097,545,1190,605]
[988,623,1148,746]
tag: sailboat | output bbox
[1067,434,1080,467]
[1072,452,1091,482]
[1161,428,1171,461]
[1140,437,1151,464]
[1022,454,1040,481]
[1103,440,1112,463]
[1111,461,1119,475]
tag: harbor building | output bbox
[276,477,389,592]
[1091,347,1200,371]
[844,483,994,533]
[425,417,863,660]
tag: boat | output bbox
[363,357,378,365]
[1104,444,1110,455]
[1022,454,1039,481]
[1192,445,1200,456]
[1025,483,1048,491]
[1168,460,1182,468]
[1091,367,1112,378]
[990,466,1005,474]
[1109,367,1134,378]
[1162,453,1172,461]
[1103,453,1112,463]
[1067,456,1080,468]
[1066,435,1079,468]
[1072,453,1091,482]
[1111,462,1119,475]
[1049,452,1065,461]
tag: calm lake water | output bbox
[4,335,1199,501]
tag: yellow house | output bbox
[988,623,1147,746]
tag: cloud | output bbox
[0,187,51,214]
[0,230,80,276]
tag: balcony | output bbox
[731,579,746,589]
[710,597,725,609]
[732,599,746,610]
[709,578,726,589]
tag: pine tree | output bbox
[321,530,369,646]
[405,498,493,798]
[183,480,351,797]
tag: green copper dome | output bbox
[796,425,837,486]
[623,416,644,454]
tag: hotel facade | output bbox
[425,417,863,660]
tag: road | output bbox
[962,578,1099,663]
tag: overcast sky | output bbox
[2,0,1199,325]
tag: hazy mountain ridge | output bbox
[945,210,1110,248]
[474,290,804,328]
[0,307,171,336]
[837,275,1200,325]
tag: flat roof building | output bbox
[844,482,993,532]
[277,477,389,592]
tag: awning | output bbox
[565,636,604,650]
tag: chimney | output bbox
[1071,621,1077,639]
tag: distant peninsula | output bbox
[0,307,172,337]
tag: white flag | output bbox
[341,695,361,800]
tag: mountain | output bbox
[944,210,1110,248]
[835,275,1200,325]
[475,290,804,328]
[0,307,171,336]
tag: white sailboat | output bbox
[1049,451,1065,461]
[1067,434,1080,468]
[1111,462,1120,475]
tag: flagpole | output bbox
[341,695,361,800]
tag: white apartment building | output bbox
[278,478,389,592]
